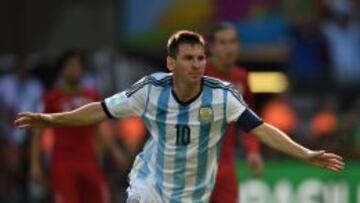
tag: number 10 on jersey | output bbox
[175,125,191,146]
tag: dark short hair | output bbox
[56,50,86,71]
[207,22,237,43]
[167,30,205,58]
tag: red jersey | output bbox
[206,61,260,203]
[43,86,100,163]
[205,61,259,156]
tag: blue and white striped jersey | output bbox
[103,72,262,203]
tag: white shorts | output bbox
[127,179,163,203]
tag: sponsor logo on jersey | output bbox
[110,93,127,106]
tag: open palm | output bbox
[14,112,52,128]
[306,150,345,172]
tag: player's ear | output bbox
[167,56,175,72]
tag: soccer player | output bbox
[205,22,262,203]
[16,31,344,203]
[30,51,117,203]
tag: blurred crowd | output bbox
[0,0,359,202]
[263,0,360,158]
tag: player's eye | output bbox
[230,38,237,44]
[198,55,205,61]
[184,55,193,61]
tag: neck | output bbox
[211,57,233,74]
[60,81,81,94]
[172,76,202,103]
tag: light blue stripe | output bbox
[137,115,152,179]
[211,88,229,187]
[136,84,153,179]
[218,88,228,160]
[143,84,152,115]
[192,86,213,202]
[170,104,189,203]
[155,86,171,197]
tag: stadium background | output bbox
[0,0,359,202]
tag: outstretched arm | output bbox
[250,123,345,172]
[15,102,107,128]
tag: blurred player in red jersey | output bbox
[206,22,264,203]
[30,51,125,203]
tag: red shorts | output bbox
[51,159,110,203]
[210,165,238,203]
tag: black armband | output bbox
[236,109,263,132]
[101,101,116,119]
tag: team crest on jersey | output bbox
[198,106,214,123]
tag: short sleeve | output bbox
[226,85,263,132]
[226,85,247,122]
[102,76,149,119]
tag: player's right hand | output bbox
[14,112,52,128]
[246,152,263,177]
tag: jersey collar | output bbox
[171,78,204,106]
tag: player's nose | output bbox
[192,59,201,69]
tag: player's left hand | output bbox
[305,150,345,172]
[246,152,263,177]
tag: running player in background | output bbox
[30,51,127,203]
[206,22,263,203]
[17,31,344,203]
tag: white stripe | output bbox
[204,89,226,202]
[162,97,179,200]
[180,101,202,203]
[147,86,163,184]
